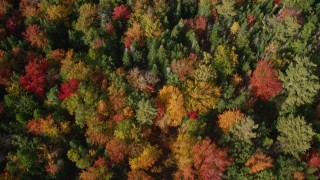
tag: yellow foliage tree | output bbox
[129,145,161,170]
[245,152,273,174]
[183,80,221,113]
[130,0,149,21]
[230,22,240,35]
[218,109,244,133]
[75,3,98,32]
[153,0,168,16]
[60,49,93,81]
[171,133,197,180]
[158,85,186,127]
[213,45,238,76]
[141,14,163,38]
[46,3,73,22]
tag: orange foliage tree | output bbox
[218,109,244,133]
[125,22,144,46]
[127,170,154,180]
[158,85,186,127]
[19,0,41,18]
[27,114,70,139]
[79,157,113,180]
[105,138,127,164]
[245,152,273,174]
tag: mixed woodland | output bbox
[1,0,320,179]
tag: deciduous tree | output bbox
[213,45,238,76]
[112,5,131,20]
[218,109,244,133]
[75,3,98,32]
[245,153,273,174]
[250,60,283,101]
[23,25,48,48]
[183,80,220,113]
[19,59,49,98]
[106,138,127,164]
[158,85,186,127]
[192,138,233,180]
[58,78,80,101]
[129,144,161,170]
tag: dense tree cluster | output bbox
[1,0,320,179]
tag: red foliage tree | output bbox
[250,60,283,101]
[309,155,320,169]
[124,36,132,48]
[105,22,115,34]
[247,15,256,27]
[113,113,124,123]
[194,16,208,37]
[307,148,320,169]
[154,99,165,125]
[94,157,107,167]
[19,59,49,97]
[105,138,127,163]
[58,78,80,101]
[0,0,12,19]
[192,138,233,180]
[187,111,198,119]
[212,9,219,22]
[25,50,38,62]
[278,8,302,24]
[273,0,281,6]
[183,16,208,37]
[112,5,131,20]
[0,67,11,86]
[23,24,48,48]
[5,11,22,36]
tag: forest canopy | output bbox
[1,0,320,179]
